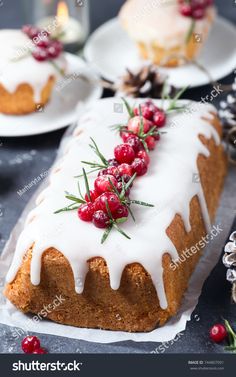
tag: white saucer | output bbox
[84,17,236,88]
[0,53,102,137]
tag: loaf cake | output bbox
[4,97,227,332]
[0,28,66,115]
[119,0,216,67]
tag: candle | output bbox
[37,1,86,52]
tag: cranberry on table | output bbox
[92,210,110,228]
[136,150,150,165]
[134,104,154,120]
[145,135,156,150]
[78,203,94,222]
[85,189,99,203]
[126,134,143,153]
[132,158,148,176]
[114,144,135,164]
[32,48,48,62]
[113,205,129,220]
[153,110,166,127]
[107,158,119,167]
[94,174,118,194]
[21,336,40,354]
[118,163,133,177]
[94,192,120,213]
[209,324,227,343]
[127,116,151,135]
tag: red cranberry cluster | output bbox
[178,0,214,20]
[21,336,47,354]
[77,100,165,232]
[22,25,63,62]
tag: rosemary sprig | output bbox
[165,86,189,113]
[101,200,131,244]
[121,97,135,118]
[224,320,236,351]
[185,18,196,44]
[76,138,109,176]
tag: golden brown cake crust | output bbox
[4,115,227,332]
[0,76,55,115]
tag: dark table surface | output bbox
[0,0,236,354]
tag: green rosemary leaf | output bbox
[54,204,80,214]
[185,18,196,44]
[166,86,189,113]
[141,139,149,154]
[127,205,136,222]
[130,199,154,207]
[125,173,137,192]
[116,217,128,224]
[143,125,158,139]
[121,97,134,118]
[101,225,113,244]
[110,123,126,132]
[75,167,102,178]
[65,195,85,204]
[82,168,91,201]
[108,178,120,197]
[138,105,144,136]
[113,223,131,240]
[89,137,108,166]
[105,199,113,219]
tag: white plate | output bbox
[84,17,236,88]
[0,53,102,137]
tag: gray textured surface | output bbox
[0,0,236,354]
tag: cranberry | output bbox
[136,150,150,165]
[92,210,110,228]
[47,45,59,59]
[85,189,99,203]
[145,135,156,150]
[132,158,148,176]
[22,24,33,36]
[153,110,166,127]
[21,336,40,354]
[134,104,154,120]
[113,205,129,220]
[114,144,135,164]
[32,48,48,62]
[28,26,41,39]
[118,163,133,177]
[179,4,192,17]
[107,158,119,167]
[126,134,142,153]
[120,130,131,142]
[78,203,94,222]
[94,192,120,213]
[32,348,47,354]
[117,182,130,196]
[153,132,161,141]
[36,37,50,48]
[127,116,152,135]
[106,166,121,180]
[192,7,205,19]
[94,174,118,194]
[209,324,227,343]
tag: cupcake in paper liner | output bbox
[119,0,216,67]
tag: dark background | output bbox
[0,0,236,354]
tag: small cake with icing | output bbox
[4,97,227,332]
[0,27,66,115]
[119,0,216,67]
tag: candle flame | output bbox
[57,1,69,25]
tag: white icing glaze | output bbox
[0,30,67,102]
[6,98,220,310]
[119,0,216,48]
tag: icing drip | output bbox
[0,30,67,102]
[6,98,220,310]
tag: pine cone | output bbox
[118,65,175,99]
